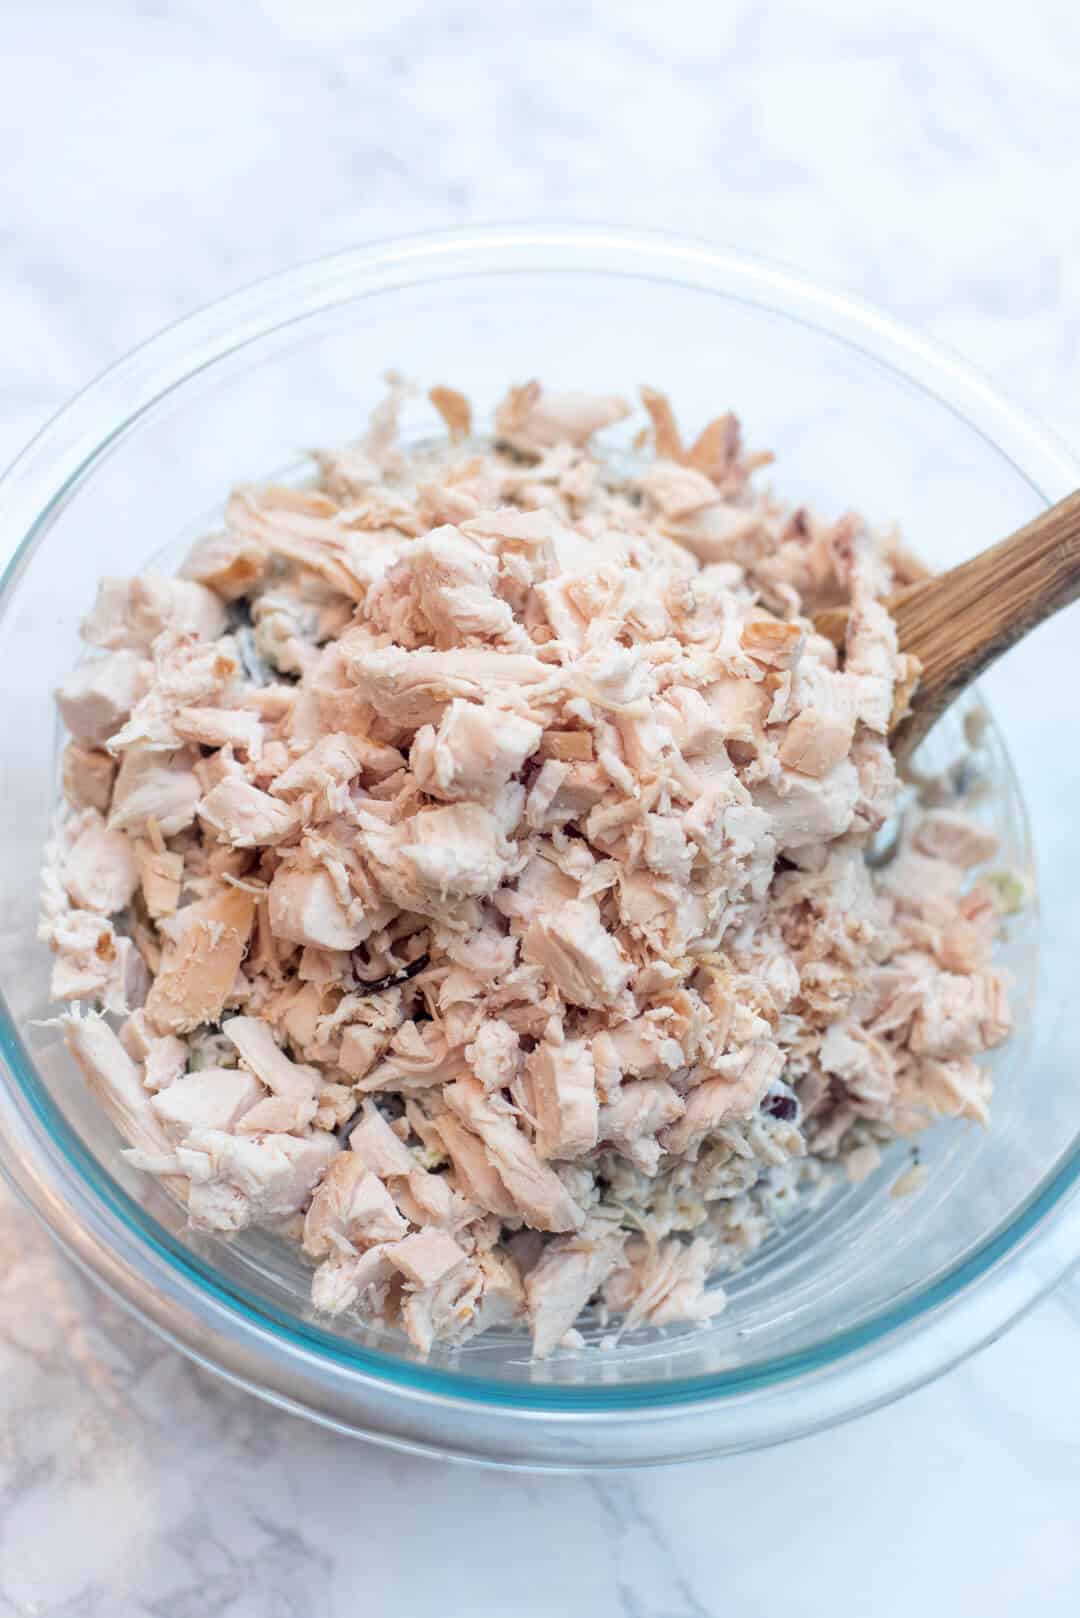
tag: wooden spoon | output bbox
[814,491,1080,758]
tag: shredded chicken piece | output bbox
[522,901,633,1009]
[62,814,139,914]
[197,779,297,848]
[42,377,1018,1357]
[81,575,227,652]
[180,531,267,602]
[444,1077,585,1233]
[144,888,256,1033]
[151,1067,264,1139]
[62,742,117,813]
[428,385,472,441]
[55,650,150,748]
[133,836,184,918]
[62,1010,177,1163]
[525,1217,627,1357]
[529,1029,598,1160]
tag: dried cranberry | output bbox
[763,1092,797,1122]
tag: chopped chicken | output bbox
[374,802,519,907]
[151,1067,264,1140]
[56,650,149,748]
[310,1246,395,1317]
[429,1111,518,1218]
[268,863,384,950]
[411,700,542,802]
[525,1217,627,1357]
[268,733,363,799]
[144,889,255,1033]
[466,1018,520,1091]
[598,1079,685,1174]
[62,814,139,914]
[180,530,267,602]
[222,1016,320,1099]
[338,1021,394,1081]
[81,575,228,652]
[751,762,859,850]
[109,747,202,837]
[912,809,999,868]
[603,1235,725,1329]
[779,666,855,778]
[120,1011,188,1091]
[388,1228,468,1288]
[62,742,117,813]
[198,779,297,848]
[303,1155,409,1257]
[522,901,632,1009]
[428,384,472,441]
[173,706,263,756]
[169,1129,338,1233]
[347,644,551,731]
[529,1030,598,1160]
[133,837,184,919]
[62,1010,178,1163]
[444,1077,585,1232]
[495,382,631,453]
[660,1046,783,1157]
[42,377,1019,1357]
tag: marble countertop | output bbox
[2,2,1079,1612]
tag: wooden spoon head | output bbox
[813,488,1080,759]
[811,605,848,650]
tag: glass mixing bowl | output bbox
[1,227,1078,1469]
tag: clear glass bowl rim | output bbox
[1,225,1079,1450]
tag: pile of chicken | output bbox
[40,379,1012,1357]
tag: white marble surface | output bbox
[2,1,1080,1612]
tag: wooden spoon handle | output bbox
[890,489,1080,754]
[814,491,1080,757]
